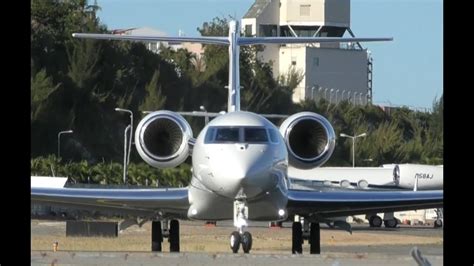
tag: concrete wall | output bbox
[281,0,325,25]
[305,47,368,103]
[325,0,350,27]
[241,18,257,36]
[258,45,281,77]
[279,45,307,102]
[256,0,280,27]
[280,0,350,27]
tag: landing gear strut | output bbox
[229,200,253,253]
[291,221,303,254]
[151,221,162,252]
[292,217,321,254]
[309,222,320,254]
[151,219,180,252]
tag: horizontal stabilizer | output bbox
[177,111,288,119]
[178,111,223,118]
[238,37,393,46]
[72,33,229,45]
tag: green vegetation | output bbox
[31,1,443,183]
[31,156,191,187]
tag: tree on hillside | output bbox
[139,70,167,114]
[31,69,61,121]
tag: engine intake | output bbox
[279,112,335,169]
[135,110,193,168]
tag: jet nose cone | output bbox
[217,157,273,198]
[206,144,274,199]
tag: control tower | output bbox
[242,0,373,104]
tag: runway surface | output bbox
[31,250,443,265]
[31,220,443,265]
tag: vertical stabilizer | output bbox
[228,21,240,112]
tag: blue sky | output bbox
[96,0,443,110]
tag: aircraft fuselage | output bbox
[187,111,290,221]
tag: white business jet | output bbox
[31,20,442,254]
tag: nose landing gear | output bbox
[229,200,253,253]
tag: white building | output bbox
[112,27,205,63]
[241,0,373,104]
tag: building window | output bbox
[300,5,310,16]
[291,56,297,66]
[259,24,278,37]
[245,24,253,36]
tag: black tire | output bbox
[169,220,180,252]
[151,221,162,252]
[309,223,320,254]
[369,215,382,228]
[241,232,252,253]
[292,222,303,254]
[230,231,241,253]
[434,219,443,228]
[384,218,398,228]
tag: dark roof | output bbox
[243,0,272,18]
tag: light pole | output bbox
[122,125,130,184]
[57,130,73,158]
[311,87,315,100]
[200,105,209,125]
[340,132,367,167]
[115,108,133,184]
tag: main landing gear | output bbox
[151,219,180,252]
[230,200,253,253]
[292,216,321,254]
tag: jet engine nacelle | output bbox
[135,110,193,168]
[385,164,443,190]
[279,112,335,169]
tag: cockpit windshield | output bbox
[216,128,240,142]
[205,127,269,143]
[244,128,268,142]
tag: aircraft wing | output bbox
[286,188,442,218]
[31,186,190,219]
